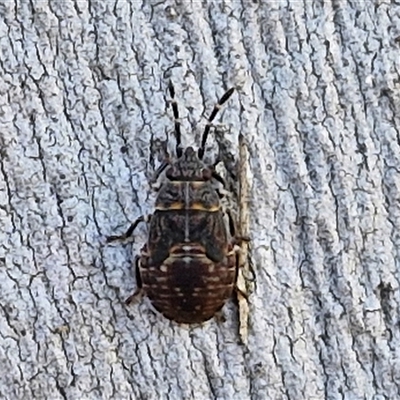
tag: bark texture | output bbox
[1,1,399,399]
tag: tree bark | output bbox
[1,1,399,399]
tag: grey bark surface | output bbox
[1,1,399,399]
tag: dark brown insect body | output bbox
[108,83,238,323]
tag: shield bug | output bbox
[107,82,242,323]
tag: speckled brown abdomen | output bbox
[140,242,237,323]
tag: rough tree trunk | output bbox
[1,1,399,399]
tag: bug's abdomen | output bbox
[140,243,237,323]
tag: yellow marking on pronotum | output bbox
[168,181,206,188]
[190,202,220,211]
[155,202,185,210]
[155,203,220,211]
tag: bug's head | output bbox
[166,147,212,181]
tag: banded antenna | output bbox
[198,87,235,160]
[168,82,235,160]
[168,81,183,158]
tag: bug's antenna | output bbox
[168,81,183,158]
[198,87,235,160]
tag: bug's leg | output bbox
[150,136,171,184]
[227,209,237,237]
[211,169,226,187]
[150,161,170,190]
[204,158,227,194]
[210,150,238,199]
[198,87,235,160]
[208,160,238,200]
[168,81,183,158]
[125,255,143,304]
[226,209,251,243]
[106,215,147,242]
